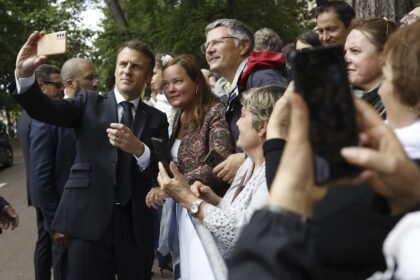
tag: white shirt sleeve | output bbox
[15,72,36,94]
[133,144,151,171]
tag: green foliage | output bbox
[95,0,314,91]
[0,0,93,135]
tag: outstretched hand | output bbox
[107,123,145,156]
[213,153,246,184]
[0,204,19,232]
[157,162,196,208]
[145,187,167,209]
[190,181,221,206]
[16,31,48,78]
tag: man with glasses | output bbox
[36,64,64,99]
[16,63,63,280]
[28,58,97,279]
[315,0,355,46]
[400,6,420,27]
[202,18,287,184]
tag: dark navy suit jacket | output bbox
[12,81,168,263]
[29,119,76,232]
[17,111,38,207]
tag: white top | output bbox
[154,93,176,136]
[177,206,215,280]
[171,139,181,163]
[171,139,215,280]
[393,119,420,160]
[368,211,420,280]
[203,157,269,259]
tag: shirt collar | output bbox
[114,87,140,109]
[229,58,248,93]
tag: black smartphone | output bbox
[204,149,226,167]
[151,137,173,177]
[290,46,360,185]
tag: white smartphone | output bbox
[37,31,67,56]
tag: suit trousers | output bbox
[35,208,52,280]
[54,203,153,280]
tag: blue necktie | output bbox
[116,101,133,205]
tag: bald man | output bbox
[61,58,97,98]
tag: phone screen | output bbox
[291,46,360,184]
[151,137,173,177]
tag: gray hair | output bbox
[241,85,285,129]
[205,18,254,55]
[254,28,283,52]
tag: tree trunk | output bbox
[344,0,414,22]
[105,0,129,28]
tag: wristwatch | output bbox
[189,198,204,217]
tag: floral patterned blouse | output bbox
[171,101,235,195]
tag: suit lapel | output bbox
[105,91,119,125]
[133,101,147,139]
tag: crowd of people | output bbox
[1,0,420,280]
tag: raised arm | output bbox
[15,31,48,78]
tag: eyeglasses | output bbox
[41,81,64,89]
[200,36,240,54]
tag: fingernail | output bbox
[340,147,357,158]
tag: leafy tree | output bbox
[96,0,314,91]
[0,0,94,136]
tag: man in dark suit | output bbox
[0,195,19,234]
[11,31,169,280]
[29,58,97,279]
[16,64,63,280]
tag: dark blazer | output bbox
[29,119,76,232]
[17,111,37,207]
[227,67,288,146]
[12,82,169,253]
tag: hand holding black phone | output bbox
[151,137,173,177]
[290,46,360,185]
[204,149,226,167]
